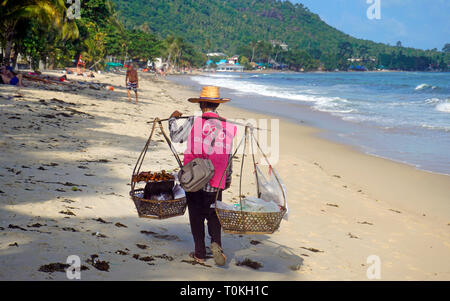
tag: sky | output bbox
[293,0,449,50]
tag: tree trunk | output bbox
[12,44,19,69]
[4,24,15,66]
[4,38,13,66]
[48,55,55,70]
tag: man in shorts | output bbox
[125,64,139,103]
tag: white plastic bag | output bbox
[211,197,279,213]
[211,201,236,211]
[172,184,186,199]
[240,197,280,213]
[255,165,288,220]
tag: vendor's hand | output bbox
[170,110,183,118]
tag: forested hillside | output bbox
[113,0,449,70]
[2,0,447,71]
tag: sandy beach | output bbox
[0,71,449,280]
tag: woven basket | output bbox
[214,126,287,235]
[130,188,186,220]
[216,206,286,234]
[130,118,187,220]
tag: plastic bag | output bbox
[255,165,288,220]
[212,201,236,211]
[240,197,280,213]
[151,192,173,201]
[172,184,186,199]
[211,197,279,213]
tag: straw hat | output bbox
[188,86,230,103]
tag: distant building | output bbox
[348,57,376,62]
[216,63,244,72]
[228,55,239,64]
[207,52,226,57]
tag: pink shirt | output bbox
[183,112,237,189]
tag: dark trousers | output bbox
[186,190,222,260]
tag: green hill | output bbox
[114,0,357,53]
[113,0,448,71]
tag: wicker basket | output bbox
[130,118,186,220]
[214,126,287,235]
[130,188,187,220]
[216,206,287,234]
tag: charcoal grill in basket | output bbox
[130,118,186,219]
[214,126,287,234]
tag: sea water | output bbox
[169,71,450,175]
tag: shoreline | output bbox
[0,71,449,280]
[168,72,450,176]
[164,78,450,221]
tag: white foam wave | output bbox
[425,98,441,104]
[193,74,358,118]
[415,83,431,91]
[415,83,439,91]
[421,124,450,132]
[207,73,241,78]
[191,75,345,104]
[436,102,450,113]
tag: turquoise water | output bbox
[170,72,450,175]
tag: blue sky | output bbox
[293,0,449,50]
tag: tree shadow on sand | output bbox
[0,82,304,280]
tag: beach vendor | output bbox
[125,64,139,103]
[0,66,24,87]
[169,86,237,266]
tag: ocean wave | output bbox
[414,83,439,91]
[189,74,450,134]
[421,124,450,132]
[415,83,431,91]
[435,102,450,113]
[190,75,345,104]
[207,73,242,78]
[425,98,441,104]
[341,114,395,124]
[312,98,354,114]
[315,108,357,114]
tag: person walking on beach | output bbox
[169,86,236,266]
[126,64,139,103]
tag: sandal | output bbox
[211,242,226,266]
[189,252,205,264]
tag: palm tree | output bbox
[0,0,76,65]
[249,40,260,63]
[163,35,185,70]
